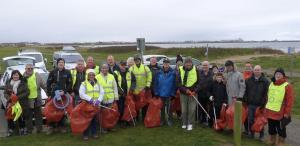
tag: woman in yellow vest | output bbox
[177,57,200,131]
[265,68,295,146]
[96,64,119,132]
[79,69,104,140]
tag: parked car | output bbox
[143,55,167,65]
[52,48,85,70]
[157,57,201,69]
[0,56,48,109]
[18,49,47,70]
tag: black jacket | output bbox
[108,63,120,74]
[244,75,270,106]
[197,70,214,98]
[5,78,29,107]
[47,68,72,97]
[209,81,228,106]
[73,71,86,95]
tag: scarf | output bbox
[10,80,21,94]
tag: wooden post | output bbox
[234,101,242,146]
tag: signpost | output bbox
[136,38,145,63]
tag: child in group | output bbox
[208,72,228,127]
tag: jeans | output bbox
[247,105,264,137]
[160,97,172,124]
[83,116,98,136]
[180,94,197,125]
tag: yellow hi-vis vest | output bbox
[129,64,152,94]
[96,74,115,102]
[266,82,288,112]
[179,66,197,87]
[82,80,101,100]
[12,101,22,121]
[71,70,85,87]
[27,73,38,99]
[114,70,131,92]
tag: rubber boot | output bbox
[267,135,276,145]
[276,136,285,146]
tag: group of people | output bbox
[2,53,294,146]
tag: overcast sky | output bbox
[0,0,299,43]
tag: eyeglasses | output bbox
[26,68,33,70]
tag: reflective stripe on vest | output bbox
[96,74,115,101]
[179,66,197,87]
[114,71,131,91]
[266,82,288,112]
[83,81,101,100]
[27,73,38,99]
[71,70,77,87]
[130,64,150,93]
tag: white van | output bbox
[18,49,47,70]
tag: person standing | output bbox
[96,64,119,132]
[129,55,152,121]
[197,61,213,126]
[79,69,104,140]
[46,58,73,135]
[23,64,47,134]
[208,72,227,127]
[155,58,176,126]
[223,60,246,104]
[265,68,294,146]
[70,59,86,105]
[4,70,29,136]
[113,61,136,127]
[243,65,269,140]
[177,57,200,131]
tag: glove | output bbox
[89,99,94,104]
[209,96,214,101]
[186,89,192,96]
[94,100,101,106]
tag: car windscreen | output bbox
[61,55,82,63]
[4,58,35,67]
[20,54,43,62]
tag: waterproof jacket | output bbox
[5,78,29,107]
[244,75,270,106]
[265,78,294,120]
[154,68,176,98]
[47,68,73,97]
[223,66,246,104]
[209,81,228,106]
[197,70,213,99]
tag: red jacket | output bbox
[265,78,295,120]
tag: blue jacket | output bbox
[154,68,176,98]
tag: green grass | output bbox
[0,121,266,146]
[288,77,300,115]
[251,55,300,72]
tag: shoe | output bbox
[83,136,89,141]
[277,136,285,146]
[182,125,187,129]
[187,125,193,131]
[266,135,276,145]
[7,129,14,137]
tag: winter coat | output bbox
[47,68,72,97]
[265,78,294,120]
[5,79,29,108]
[197,70,213,99]
[223,66,246,104]
[209,81,228,106]
[244,75,270,106]
[154,68,176,98]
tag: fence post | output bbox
[234,101,242,146]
